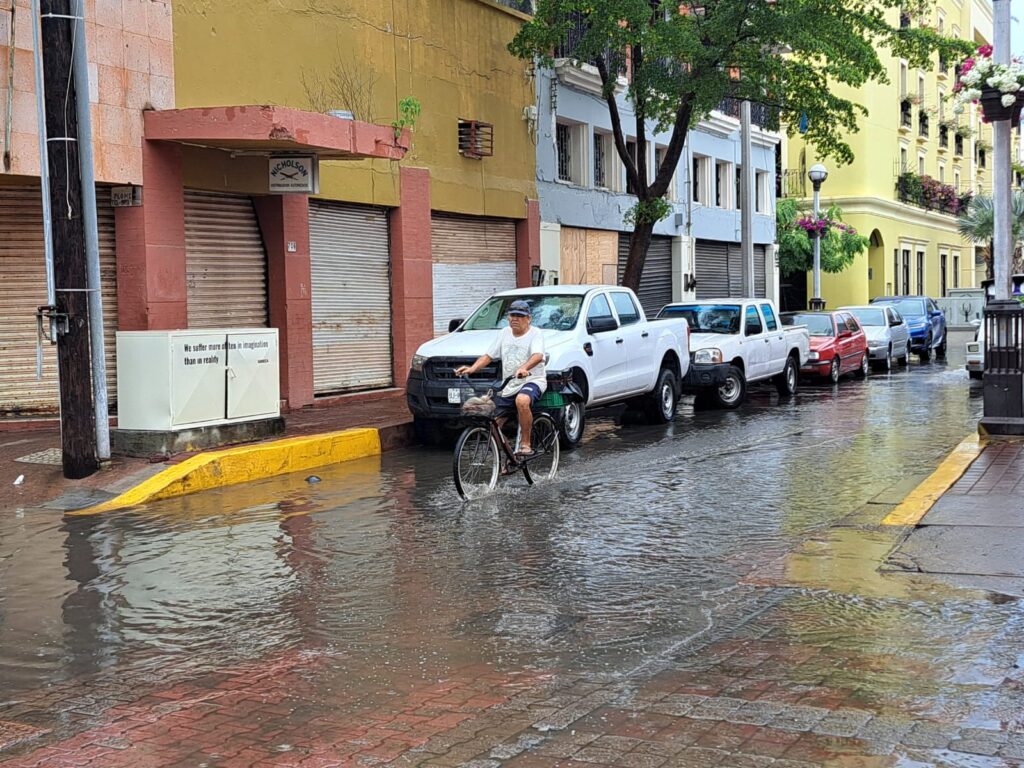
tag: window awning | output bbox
[144,105,409,161]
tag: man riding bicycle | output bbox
[455,299,546,458]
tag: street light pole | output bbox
[808,164,828,311]
[992,0,1012,301]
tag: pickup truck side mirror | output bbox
[587,316,618,335]
[448,318,464,333]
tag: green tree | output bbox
[509,1,965,292]
[776,199,868,276]
[957,192,1024,278]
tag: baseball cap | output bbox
[508,300,531,317]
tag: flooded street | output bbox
[3,355,1023,767]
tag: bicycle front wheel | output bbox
[453,426,500,500]
[523,414,560,485]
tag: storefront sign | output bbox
[111,185,143,207]
[269,155,319,194]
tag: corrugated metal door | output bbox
[617,234,673,317]
[754,244,767,298]
[431,213,516,336]
[308,201,393,394]
[694,240,730,299]
[185,190,268,329]
[0,186,120,415]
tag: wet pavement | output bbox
[2,349,1023,767]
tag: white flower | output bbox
[1002,93,1017,107]
[953,103,965,114]
[966,88,983,101]
[962,70,981,86]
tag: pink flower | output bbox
[962,58,975,73]
[978,45,993,57]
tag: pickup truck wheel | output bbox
[558,400,586,449]
[711,366,746,409]
[645,368,679,423]
[774,355,799,398]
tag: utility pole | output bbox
[39,0,97,478]
[992,0,1012,301]
[740,101,754,297]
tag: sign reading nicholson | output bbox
[268,155,319,194]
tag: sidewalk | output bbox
[884,439,1024,597]
[1,389,413,515]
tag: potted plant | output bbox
[953,45,1024,126]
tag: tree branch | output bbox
[633,42,648,197]
[594,55,639,190]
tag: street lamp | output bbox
[808,163,828,311]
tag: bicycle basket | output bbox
[461,389,496,416]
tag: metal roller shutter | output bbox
[754,245,767,298]
[431,213,516,336]
[309,201,393,394]
[618,234,673,317]
[694,240,730,299]
[185,190,269,329]
[0,186,119,415]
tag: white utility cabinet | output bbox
[116,328,280,431]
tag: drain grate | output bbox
[0,719,48,751]
[14,448,62,466]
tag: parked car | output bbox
[658,299,810,409]
[966,321,984,380]
[406,285,691,447]
[839,305,912,371]
[870,296,947,360]
[781,311,870,383]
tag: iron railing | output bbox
[900,99,913,128]
[778,169,807,198]
[715,98,780,130]
[918,112,929,138]
[983,301,1024,421]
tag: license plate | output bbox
[448,388,462,404]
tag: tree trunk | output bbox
[621,219,655,292]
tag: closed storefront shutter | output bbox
[618,234,673,317]
[694,240,730,299]
[185,190,268,329]
[0,186,119,414]
[754,244,767,298]
[309,201,393,394]
[431,213,516,336]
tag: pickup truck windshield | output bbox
[462,295,584,331]
[878,298,925,317]
[848,308,885,327]
[659,304,741,334]
[783,313,833,337]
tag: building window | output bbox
[900,61,908,97]
[755,171,769,213]
[692,155,711,205]
[918,154,926,176]
[900,146,909,172]
[940,252,948,296]
[917,250,925,293]
[894,249,901,294]
[556,122,587,186]
[626,139,638,195]
[655,145,675,199]
[593,130,608,188]
[938,162,945,183]
[715,161,731,208]
[902,249,911,295]
[918,74,925,101]
[953,253,960,288]
[556,124,572,182]
[954,168,961,191]
[735,166,742,210]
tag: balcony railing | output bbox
[939,124,949,149]
[900,99,912,128]
[555,11,587,59]
[955,134,964,156]
[715,97,780,130]
[896,170,973,216]
[778,169,807,198]
[918,112,929,138]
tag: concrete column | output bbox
[540,221,561,283]
[115,141,187,330]
[516,199,541,288]
[390,167,433,389]
[254,195,314,410]
[673,235,695,301]
[767,244,781,304]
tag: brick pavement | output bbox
[946,440,1024,496]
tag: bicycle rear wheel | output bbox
[453,426,499,500]
[523,414,560,485]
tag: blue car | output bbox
[870,296,947,360]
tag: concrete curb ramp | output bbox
[881,433,984,526]
[70,428,382,516]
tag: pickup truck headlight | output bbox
[410,354,428,372]
[693,348,723,365]
[808,351,820,361]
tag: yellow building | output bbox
[784,0,993,309]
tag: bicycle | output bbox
[452,375,561,500]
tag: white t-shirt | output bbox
[487,325,547,396]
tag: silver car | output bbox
[839,305,912,371]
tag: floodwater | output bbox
[2,347,1021,762]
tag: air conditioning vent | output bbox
[458,120,494,159]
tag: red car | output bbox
[782,311,870,384]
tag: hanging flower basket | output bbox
[979,88,1024,126]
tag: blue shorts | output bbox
[494,383,542,417]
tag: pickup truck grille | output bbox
[424,357,500,382]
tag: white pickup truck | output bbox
[658,299,810,409]
[406,285,690,447]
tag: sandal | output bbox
[515,449,537,461]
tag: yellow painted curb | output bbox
[70,428,382,516]
[881,433,985,527]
